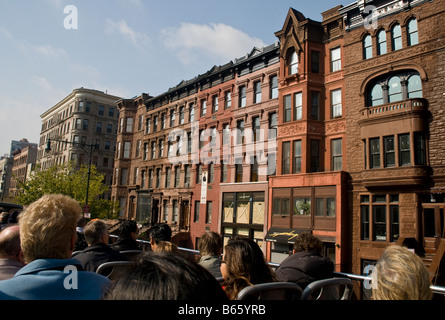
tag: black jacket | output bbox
[275,251,334,289]
[110,238,142,252]
[72,243,128,272]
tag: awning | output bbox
[265,227,309,244]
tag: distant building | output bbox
[9,145,37,198]
[0,157,13,201]
[9,139,37,157]
[36,88,122,200]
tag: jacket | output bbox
[275,251,334,289]
[0,259,111,300]
[72,243,128,272]
[110,238,142,252]
[0,258,24,280]
[199,255,222,278]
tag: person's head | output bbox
[198,231,222,257]
[84,219,109,246]
[19,194,82,263]
[372,245,432,300]
[221,237,276,299]
[292,232,323,255]
[0,225,23,263]
[118,220,139,240]
[149,223,172,248]
[105,252,228,300]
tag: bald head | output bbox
[0,225,21,259]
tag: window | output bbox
[239,86,246,108]
[109,107,114,117]
[361,194,399,242]
[159,139,164,158]
[172,200,178,223]
[315,187,336,217]
[189,104,195,122]
[270,75,278,99]
[184,165,190,186]
[273,189,290,216]
[196,164,202,184]
[224,91,231,109]
[269,112,277,139]
[96,122,102,133]
[282,141,290,174]
[135,140,141,157]
[179,107,185,124]
[311,51,320,74]
[170,109,175,127]
[156,168,161,188]
[235,163,243,183]
[208,163,214,183]
[377,29,387,55]
[194,201,200,222]
[254,81,262,103]
[283,94,291,123]
[146,118,151,134]
[310,140,320,172]
[363,34,373,59]
[330,47,341,72]
[153,116,158,132]
[250,157,258,182]
[331,139,342,171]
[294,92,302,121]
[163,201,168,222]
[331,89,342,118]
[370,138,380,169]
[252,117,260,142]
[293,140,301,174]
[151,141,156,159]
[75,118,82,129]
[123,142,131,158]
[161,113,166,130]
[174,166,180,187]
[414,132,426,165]
[311,92,320,120]
[399,134,410,166]
[83,119,89,130]
[288,49,298,75]
[99,105,104,116]
[370,83,384,106]
[407,74,422,98]
[106,123,112,134]
[236,120,244,145]
[391,24,402,51]
[388,76,402,102]
[384,136,395,167]
[221,162,228,183]
[120,168,128,185]
[206,202,212,224]
[165,167,171,188]
[201,99,207,116]
[407,18,418,46]
[223,123,230,145]
[85,101,91,113]
[212,95,218,113]
[126,118,133,133]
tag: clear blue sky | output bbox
[0,0,352,156]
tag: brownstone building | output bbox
[267,7,348,269]
[340,0,445,281]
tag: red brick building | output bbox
[267,7,348,269]
[340,0,445,281]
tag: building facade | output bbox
[37,88,122,200]
[9,145,37,197]
[340,0,445,279]
[111,44,280,249]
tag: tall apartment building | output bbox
[9,145,37,197]
[340,0,445,283]
[37,88,122,200]
[112,43,280,249]
[267,7,348,268]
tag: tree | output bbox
[16,162,119,219]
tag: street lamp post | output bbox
[45,138,96,216]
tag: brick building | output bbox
[340,0,445,280]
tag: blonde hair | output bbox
[372,245,432,300]
[19,194,82,263]
[153,241,179,254]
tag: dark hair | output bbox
[293,232,323,255]
[198,231,222,256]
[222,237,277,299]
[118,220,138,239]
[149,223,172,244]
[105,252,228,300]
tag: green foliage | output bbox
[16,162,119,220]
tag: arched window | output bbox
[407,74,422,98]
[407,18,419,46]
[391,24,402,51]
[287,49,298,75]
[388,76,402,102]
[377,29,387,55]
[363,34,373,59]
[370,83,384,106]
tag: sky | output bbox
[0,0,353,156]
